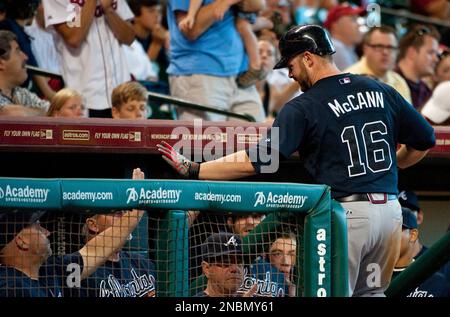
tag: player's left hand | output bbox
[157,141,200,178]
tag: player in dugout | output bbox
[0,168,146,297]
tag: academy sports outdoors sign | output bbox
[126,187,182,205]
[0,178,325,212]
[253,191,308,209]
[0,179,60,209]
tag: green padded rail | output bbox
[0,177,348,297]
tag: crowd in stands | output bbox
[0,0,448,124]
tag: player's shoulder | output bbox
[0,265,23,277]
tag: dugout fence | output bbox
[0,177,348,297]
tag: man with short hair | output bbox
[432,48,450,86]
[127,0,168,83]
[324,3,365,70]
[159,24,436,296]
[346,26,412,103]
[396,25,440,109]
[0,30,49,115]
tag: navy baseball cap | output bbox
[401,207,418,230]
[202,232,243,262]
[0,211,46,250]
[398,190,420,212]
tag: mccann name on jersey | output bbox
[328,91,384,118]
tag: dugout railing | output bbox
[0,177,348,297]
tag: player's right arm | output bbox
[199,150,256,180]
[50,0,97,48]
[158,142,256,180]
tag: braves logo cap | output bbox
[201,232,243,261]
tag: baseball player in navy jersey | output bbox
[158,25,436,296]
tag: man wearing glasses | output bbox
[346,26,412,104]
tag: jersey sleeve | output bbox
[117,0,135,21]
[247,99,306,174]
[391,86,436,151]
[43,0,72,27]
[169,0,190,13]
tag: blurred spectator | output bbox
[0,104,31,116]
[432,47,450,87]
[392,207,450,297]
[293,0,337,25]
[179,0,270,88]
[410,0,450,20]
[24,1,63,93]
[46,88,86,118]
[0,1,5,22]
[0,0,56,100]
[0,30,49,116]
[324,3,365,70]
[43,0,135,118]
[255,38,300,118]
[123,41,158,82]
[421,81,450,125]
[127,0,168,83]
[263,0,293,30]
[166,0,266,121]
[111,81,148,119]
[346,26,412,103]
[396,25,440,110]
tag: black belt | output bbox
[336,193,397,204]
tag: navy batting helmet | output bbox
[274,24,336,69]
